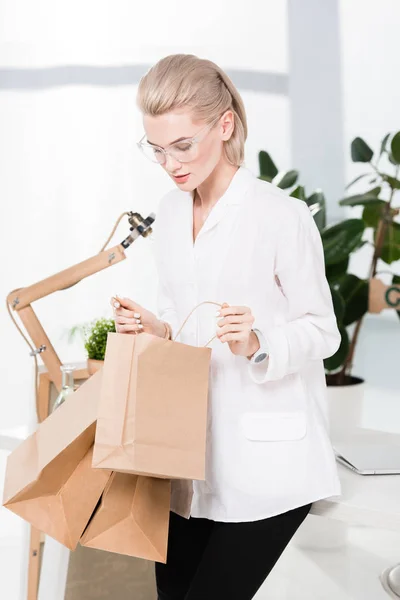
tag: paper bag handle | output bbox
[172,301,224,347]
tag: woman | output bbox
[112,54,341,600]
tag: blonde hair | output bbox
[136,54,247,166]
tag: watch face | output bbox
[254,352,268,363]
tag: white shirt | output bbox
[152,165,342,523]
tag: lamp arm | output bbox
[6,211,155,417]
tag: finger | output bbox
[217,314,253,326]
[219,305,251,317]
[114,306,140,319]
[219,331,249,343]
[114,316,142,325]
[216,323,249,337]
[116,323,143,333]
[115,297,142,312]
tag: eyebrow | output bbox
[146,135,190,147]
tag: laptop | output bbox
[333,441,400,475]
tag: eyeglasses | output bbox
[137,116,220,165]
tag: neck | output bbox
[193,159,239,210]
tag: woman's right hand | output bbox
[110,295,165,338]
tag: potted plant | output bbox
[68,317,116,375]
[258,135,400,422]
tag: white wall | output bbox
[0,1,290,432]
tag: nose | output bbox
[164,153,182,173]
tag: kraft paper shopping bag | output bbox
[2,371,112,550]
[80,472,171,563]
[92,301,219,480]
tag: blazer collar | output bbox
[179,165,256,244]
[188,165,256,207]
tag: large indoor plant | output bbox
[258,132,400,391]
[68,317,116,375]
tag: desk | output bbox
[312,428,400,532]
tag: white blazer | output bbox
[152,165,342,522]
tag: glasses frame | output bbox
[137,115,221,164]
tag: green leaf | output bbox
[326,257,349,284]
[324,325,349,372]
[338,274,369,326]
[330,286,346,324]
[389,153,398,166]
[351,137,374,163]
[393,275,400,320]
[380,132,391,156]
[273,170,299,189]
[290,185,306,201]
[306,189,326,209]
[258,150,278,181]
[383,174,400,189]
[311,206,326,232]
[390,131,400,164]
[381,221,400,264]
[362,201,386,228]
[83,317,116,360]
[307,190,326,231]
[321,219,365,265]
[339,186,381,207]
[345,173,371,190]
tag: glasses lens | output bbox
[169,141,198,163]
[139,144,166,164]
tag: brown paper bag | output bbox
[92,324,212,480]
[80,472,171,563]
[2,371,112,550]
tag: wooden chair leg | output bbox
[27,526,41,600]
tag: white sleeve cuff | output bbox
[248,354,271,382]
[247,327,271,383]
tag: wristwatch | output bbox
[248,328,269,364]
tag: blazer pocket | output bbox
[241,411,307,442]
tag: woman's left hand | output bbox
[216,302,260,357]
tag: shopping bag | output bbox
[2,371,112,550]
[80,472,171,563]
[92,301,219,480]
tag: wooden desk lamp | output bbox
[5,210,155,600]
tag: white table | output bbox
[312,427,400,532]
[312,427,400,598]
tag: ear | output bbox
[220,110,235,141]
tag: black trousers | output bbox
[155,503,312,600]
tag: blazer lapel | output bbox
[188,166,256,246]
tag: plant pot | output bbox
[87,358,104,376]
[326,376,365,438]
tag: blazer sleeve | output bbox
[152,194,182,342]
[248,200,341,383]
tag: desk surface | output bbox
[311,428,400,531]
